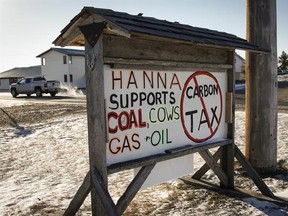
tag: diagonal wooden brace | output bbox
[198,149,228,187]
[63,163,156,216]
[91,167,119,216]
[234,145,274,198]
[64,171,91,216]
[116,163,156,215]
[192,148,222,180]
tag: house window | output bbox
[41,57,46,66]
[69,56,72,64]
[69,74,73,82]
[64,74,68,82]
[63,56,67,64]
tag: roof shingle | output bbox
[54,7,266,52]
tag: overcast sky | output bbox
[0,0,287,72]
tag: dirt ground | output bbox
[1,86,288,127]
[237,86,288,113]
[0,104,86,127]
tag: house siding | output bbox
[68,55,85,89]
[0,79,10,90]
[235,54,245,81]
[41,50,69,83]
[40,50,85,88]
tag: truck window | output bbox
[33,77,46,81]
[18,79,26,84]
[26,78,32,83]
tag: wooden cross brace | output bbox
[191,145,274,197]
[64,163,156,216]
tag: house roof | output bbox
[0,66,41,79]
[36,47,85,57]
[54,7,267,52]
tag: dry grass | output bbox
[0,104,86,127]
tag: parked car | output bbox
[9,76,60,97]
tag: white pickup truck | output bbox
[9,76,60,97]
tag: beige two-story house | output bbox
[37,48,85,89]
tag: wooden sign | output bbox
[104,65,228,165]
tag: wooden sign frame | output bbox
[63,22,274,216]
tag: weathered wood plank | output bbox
[220,56,235,189]
[225,92,233,124]
[108,139,233,174]
[225,51,235,127]
[246,0,277,173]
[199,149,228,187]
[83,26,107,215]
[192,147,222,180]
[55,11,94,46]
[103,35,229,64]
[220,144,234,189]
[91,167,119,216]
[111,64,229,72]
[116,163,156,215]
[180,177,288,207]
[234,145,274,197]
[104,57,232,71]
[63,171,91,216]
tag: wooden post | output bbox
[245,0,277,173]
[220,51,235,189]
[81,23,108,215]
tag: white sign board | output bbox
[134,155,194,189]
[104,65,227,165]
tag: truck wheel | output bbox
[11,88,18,98]
[35,88,43,97]
[50,92,56,97]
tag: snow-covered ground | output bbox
[1,110,288,215]
[278,74,288,82]
[1,85,288,215]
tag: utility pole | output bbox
[245,0,277,174]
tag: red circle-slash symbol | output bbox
[180,71,223,143]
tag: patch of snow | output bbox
[1,109,288,215]
[243,197,287,216]
[276,188,288,199]
[59,83,84,97]
[1,99,31,107]
[278,74,288,82]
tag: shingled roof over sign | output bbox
[54,7,265,52]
